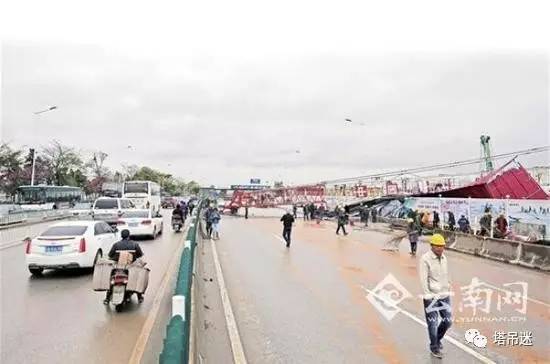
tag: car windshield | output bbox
[94,199,118,209]
[124,183,148,194]
[122,211,149,218]
[41,225,88,236]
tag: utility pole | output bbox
[29,148,36,186]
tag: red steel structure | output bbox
[227,184,326,209]
[416,159,549,200]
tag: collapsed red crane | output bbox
[227,184,326,209]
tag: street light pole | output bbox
[30,149,36,186]
[30,106,58,186]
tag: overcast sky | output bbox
[1,1,549,186]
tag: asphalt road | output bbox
[0,211,184,364]
[211,216,549,364]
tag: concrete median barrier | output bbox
[479,238,521,263]
[449,234,484,255]
[518,243,550,271]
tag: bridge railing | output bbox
[0,209,73,227]
[159,200,203,364]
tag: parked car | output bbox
[161,197,177,209]
[25,220,120,275]
[71,202,93,217]
[116,209,163,239]
[92,197,135,226]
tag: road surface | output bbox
[207,215,549,363]
[0,211,183,364]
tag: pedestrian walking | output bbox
[371,208,377,223]
[419,234,452,359]
[205,206,214,238]
[457,215,470,233]
[407,218,419,255]
[494,213,508,239]
[303,205,308,221]
[336,210,348,235]
[447,212,455,231]
[479,210,492,236]
[432,211,440,230]
[280,210,295,247]
[245,205,249,219]
[292,204,297,219]
[211,208,221,240]
[364,207,370,227]
[309,204,315,220]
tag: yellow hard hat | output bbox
[430,234,446,246]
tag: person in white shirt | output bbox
[419,233,452,359]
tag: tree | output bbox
[42,140,83,186]
[21,156,53,185]
[186,181,200,195]
[0,143,24,197]
[121,164,139,181]
[87,151,110,179]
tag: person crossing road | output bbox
[336,209,349,235]
[280,210,295,247]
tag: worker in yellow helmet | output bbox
[418,233,451,359]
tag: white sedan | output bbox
[116,209,163,239]
[25,221,120,276]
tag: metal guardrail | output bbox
[159,201,203,364]
[0,210,73,227]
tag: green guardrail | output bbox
[159,200,204,364]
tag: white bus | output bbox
[122,181,161,214]
[16,185,84,210]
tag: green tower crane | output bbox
[480,135,494,173]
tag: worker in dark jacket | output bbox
[280,210,295,247]
[336,210,349,235]
[447,211,456,231]
[108,229,144,262]
[105,229,145,304]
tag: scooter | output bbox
[110,265,131,312]
[172,215,184,232]
[105,250,145,312]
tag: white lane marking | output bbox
[482,282,550,309]
[0,240,26,251]
[210,238,248,364]
[273,234,287,244]
[128,225,189,364]
[360,286,496,364]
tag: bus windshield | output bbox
[124,182,148,194]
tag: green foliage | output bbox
[1,141,197,198]
[41,140,83,186]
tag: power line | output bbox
[319,146,549,185]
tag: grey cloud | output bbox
[2,44,548,186]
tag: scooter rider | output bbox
[104,229,145,304]
[172,204,184,221]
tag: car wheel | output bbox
[29,267,43,276]
[115,304,124,312]
[150,227,157,240]
[158,223,163,235]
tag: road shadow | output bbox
[28,268,92,282]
